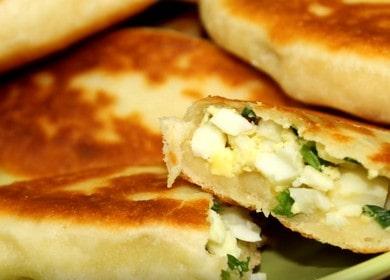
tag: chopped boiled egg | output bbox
[208,207,262,258]
[325,203,362,227]
[193,106,390,230]
[208,209,241,257]
[325,204,363,226]
[255,152,298,184]
[209,210,227,244]
[322,166,341,181]
[292,165,334,192]
[221,207,262,242]
[256,120,282,142]
[210,149,235,177]
[337,205,362,217]
[230,135,262,173]
[230,134,257,153]
[290,187,332,214]
[207,230,241,258]
[277,141,304,171]
[210,108,253,136]
[333,168,388,207]
[191,123,226,160]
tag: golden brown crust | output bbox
[200,0,390,123]
[0,28,296,183]
[222,0,390,56]
[0,165,236,279]
[0,0,156,72]
[0,166,210,229]
[371,143,390,167]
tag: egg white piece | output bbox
[210,108,253,136]
[256,120,282,142]
[191,123,226,160]
[255,152,298,184]
[334,168,388,207]
[290,187,332,214]
[208,207,262,258]
[221,207,262,242]
[293,165,334,192]
[209,210,227,244]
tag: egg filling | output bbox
[192,106,390,228]
[207,204,263,279]
[208,205,261,255]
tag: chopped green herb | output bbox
[211,200,222,212]
[344,157,361,165]
[241,106,260,125]
[272,189,295,217]
[290,126,299,136]
[300,141,322,170]
[362,205,390,229]
[220,270,231,280]
[300,141,333,170]
[227,254,250,277]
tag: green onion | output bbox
[272,189,295,218]
[227,254,250,277]
[300,141,322,170]
[211,200,222,213]
[241,106,260,125]
[362,205,390,229]
[220,270,231,280]
[300,141,333,171]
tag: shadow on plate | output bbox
[257,215,372,280]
